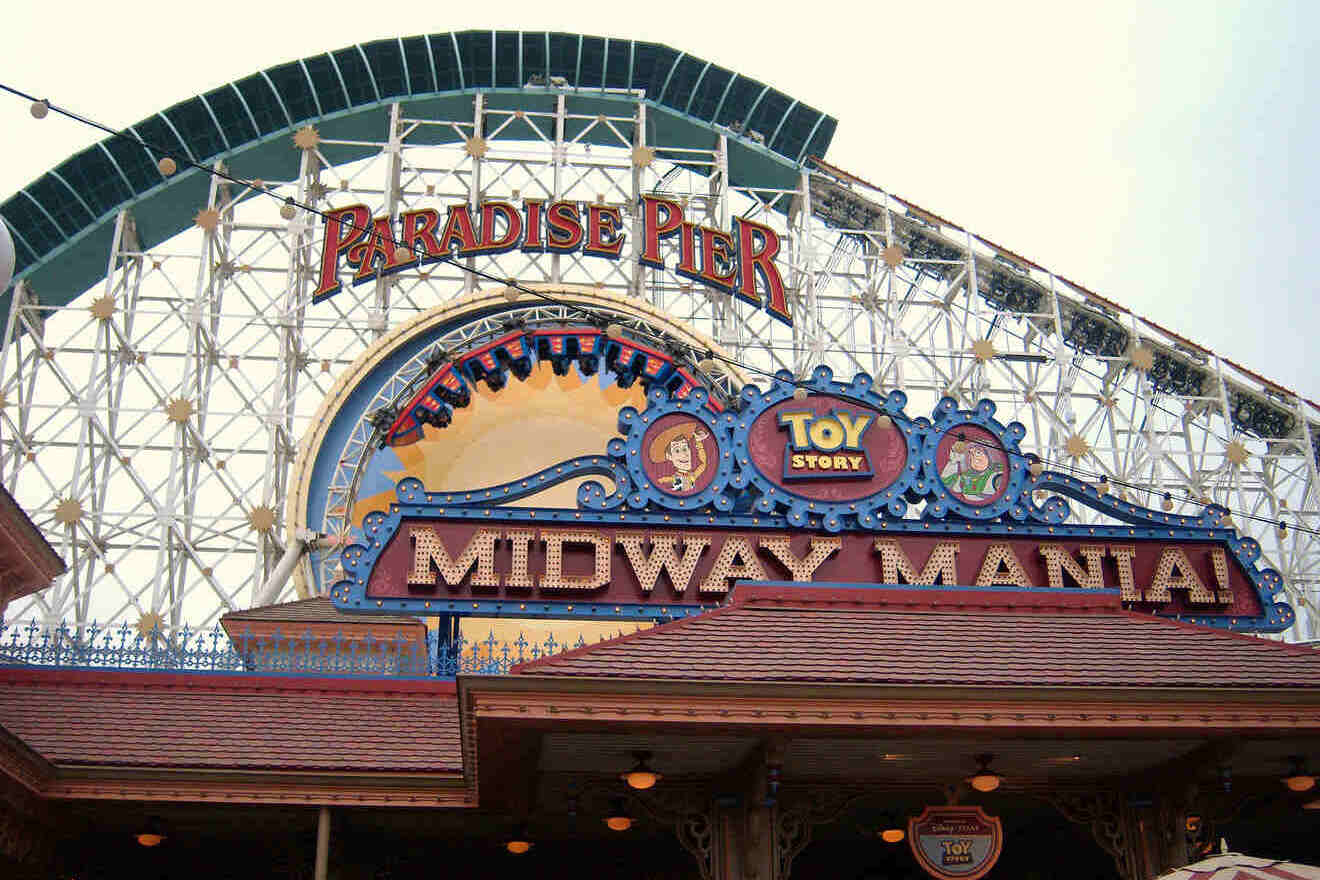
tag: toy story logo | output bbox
[776,407,876,479]
[908,807,1003,880]
[311,195,790,324]
[316,321,1294,632]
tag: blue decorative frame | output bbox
[328,365,1296,633]
[727,367,922,532]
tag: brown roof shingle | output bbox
[0,669,462,772]
[513,586,1320,689]
[221,596,423,628]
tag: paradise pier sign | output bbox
[330,360,1294,632]
[313,196,790,324]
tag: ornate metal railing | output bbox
[0,620,617,679]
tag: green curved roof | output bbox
[1,31,836,308]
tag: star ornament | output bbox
[136,611,165,639]
[293,126,322,151]
[248,505,277,533]
[1127,344,1155,372]
[972,339,998,362]
[194,208,221,231]
[631,146,656,168]
[1065,434,1091,459]
[465,136,489,159]
[881,244,906,269]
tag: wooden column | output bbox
[314,806,330,880]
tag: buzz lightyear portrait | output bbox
[939,439,1006,503]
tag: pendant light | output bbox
[605,797,633,832]
[1283,756,1316,792]
[506,822,532,854]
[622,750,663,790]
[967,754,1002,793]
[135,816,167,848]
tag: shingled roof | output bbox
[221,596,423,628]
[512,585,1320,690]
[0,669,462,773]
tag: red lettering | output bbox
[401,209,443,260]
[735,217,790,325]
[699,227,737,290]
[436,205,480,255]
[347,216,410,283]
[521,199,545,251]
[313,204,370,301]
[584,205,625,258]
[546,201,584,252]
[476,201,522,254]
[639,195,683,268]
[675,222,700,279]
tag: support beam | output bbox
[314,805,330,880]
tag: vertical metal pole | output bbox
[314,806,330,880]
[372,101,404,334]
[629,100,647,301]
[466,93,484,295]
[551,92,566,284]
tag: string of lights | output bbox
[5,82,1316,540]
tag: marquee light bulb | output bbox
[880,828,905,844]
[30,100,49,119]
[280,200,298,221]
[157,157,177,177]
[792,387,809,401]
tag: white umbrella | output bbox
[1156,850,1320,879]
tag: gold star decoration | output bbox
[305,181,330,203]
[136,611,165,639]
[1127,344,1154,372]
[54,498,84,525]
[248,505,277,533]
[293,126,321,151]
[1225,440,1249,466]
[1065,434,1091,459]
[881,244,906,269]
[89,295,116,321]
[631,146,656,168]
[465,136,489,159]
[165,398,195,423]
[194,208,221,231]
[972,339,998,362]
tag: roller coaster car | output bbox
[384,364,467,447]
[460,330,535,390]
[604,337,675,390]
[532,328,605,377]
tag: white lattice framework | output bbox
[3,92,1318,638]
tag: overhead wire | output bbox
[4,82,1318,540]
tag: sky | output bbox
[1,0,1317,396]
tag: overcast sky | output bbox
[2,1,1316,396]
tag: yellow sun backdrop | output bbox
[350,361,651,648]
